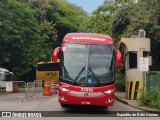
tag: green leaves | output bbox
[0,0,56,79]
[46,0,88,43]
[140,87,160,109]
[0,0,88,80]
[111,5,130,37]
[84,3,118,36]
[110,0,160,70]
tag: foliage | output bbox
[111,5,130,38]
[115,73,125,91]
[28,0,88,45]
[84,2,118,36]
[115,62,125,92]
[0,0,88,80]
[0,0,56,79]
[138,87,160,109]
[84,0,135,41]
[111,0,160,70]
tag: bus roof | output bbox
[37,60,60,65]
[63,33,114,44]
[37,62,54,64]
[0,68,9,72]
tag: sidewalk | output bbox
[115,91,160,112]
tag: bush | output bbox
[115,74,125,92]
[138,87,160,109]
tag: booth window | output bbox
[126,52,137,69]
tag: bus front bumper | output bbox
[58,90,114,106]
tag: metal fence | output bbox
[0,80,44,103]
[0,81,26,94]
[146,71,160,90]
[26,81,42,93]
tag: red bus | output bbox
[52,33,122,108]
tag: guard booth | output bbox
[119,30,151,100]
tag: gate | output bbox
[146,71,160,90]
[0,80,43,102]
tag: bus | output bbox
[36,61,60,84]
[52,33,122,108]
[0,68,13,81]
[0,68,13,87]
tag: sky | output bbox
[66,0,104,14]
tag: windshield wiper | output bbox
[74,66,101,86]
[74,66,85,82]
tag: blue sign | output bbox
[87,77,93,83]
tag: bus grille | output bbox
[68,91,104,97]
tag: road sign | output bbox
[139,57,149,72]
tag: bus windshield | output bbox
[0,72,12,81]
[0,72,5,81]
[60,43,115,86]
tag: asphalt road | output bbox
[0,94,159,120]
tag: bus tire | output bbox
[61,104,68,108]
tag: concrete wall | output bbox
[120,37,151,100]
[121,38,150,52]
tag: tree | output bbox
[84,1,118,36]
[111,5,130,38]
[0,0,57,79]
[0,0,88,80]
[48,0,88,44]
[111,0,160,70]
[27,0,88,45]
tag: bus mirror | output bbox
[9,72,13,75]
[116,50,122,67]
[52,47,61,62]
[9,72,13,76]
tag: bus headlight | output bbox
[60,87,70,92]
[59,96,67,101]
[106,98,113,103]
[103,89,114,94]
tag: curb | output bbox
[115,94,160,112]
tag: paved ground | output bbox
[1,91,159,112]
[0,92,159,120]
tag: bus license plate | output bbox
[81,101,90,105]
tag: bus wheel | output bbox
[61,104,68,108]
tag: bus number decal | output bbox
[81,88,93,92]
[45,72,57,76]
